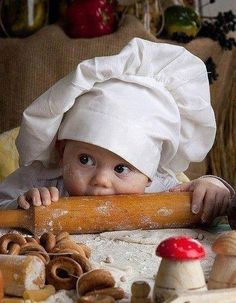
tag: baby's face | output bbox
[61,140,149,196]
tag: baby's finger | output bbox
[212,193,223,219]
[17,195,30,209]
[48,187,59,202]
[191,185,206,214]
[169,182,192,192]
[201,192,216,223]
[219,195,231,216]
[25,188,42,206]
[38,187,51,206]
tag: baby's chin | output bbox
[85,189,116,196]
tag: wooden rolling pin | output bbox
[0,255,45,296]
[0,192,202,235]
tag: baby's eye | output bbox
[114,164,131,175]
[79,154,94,166]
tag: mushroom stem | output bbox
[208,254,236,289]
[208,231,236,290]
[153,259,206,303]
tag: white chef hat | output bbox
[16,38,216,180]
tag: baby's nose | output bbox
[91,169,112,188]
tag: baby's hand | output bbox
[170,177,232,224]
[17,187,59,209]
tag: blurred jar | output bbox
[0,0,48,37]
[48,0,73,25]
[124,0,162,36]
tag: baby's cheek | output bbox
[62,164,79,187]
[62,163,89,195]
[120,181,146,194]
[130,177,149,194]
[62,163,73,177]
[63,163,83,178]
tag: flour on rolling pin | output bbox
[0,192,203,234]
[156,207,173,217]
[42,209,69,232]
[0,255,45,296]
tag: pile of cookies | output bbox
[0,232,125,302]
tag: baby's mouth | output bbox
[88,189,114,196]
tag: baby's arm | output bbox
[0,166,35,209]
[170,176,234,223]
[0,162,62,209]
[145,172,180,193]
[17,187,59,209]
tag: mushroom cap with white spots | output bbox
[156,235,205,261]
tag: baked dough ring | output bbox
[85,287,125,300]
[77,295,115,303]
[58,248,92,273]
[27,251,50,265]
[52,240,87,258]
[7,242,21,255]
[46,256,83,290]
[19,242,50,264]
[0,233,26,254]
[19,242,47,255]
[55,233,90,258]
[40,232,56,252]
[77,269,115,296]
[76,243,92,259]
[56,232,70,243]
[25,236,40,244]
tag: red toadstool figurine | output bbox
[153,236,206,303]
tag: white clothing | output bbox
[0,161,179,209]
[16,38,216,180]
[1,38,221,210]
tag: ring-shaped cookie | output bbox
[56,232,70,243]
[77,295,115,303]
[25,236,40,244]
[76,243,92,259]
[46,256,83,290]
[52,240,87,258]
[0,233,26,254]
[27,251,50,264]
[58,248,92,273]
[40,232,56,252]
[19,242,47,255]
[77,269,115,296]
[7,242,21,255]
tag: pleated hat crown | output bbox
[16,38,216,179]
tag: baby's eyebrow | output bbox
[76,147,92,153]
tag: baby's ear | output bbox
[55,140,66,160]
[146,179,152,187]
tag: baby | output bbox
[0,38,234,224]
